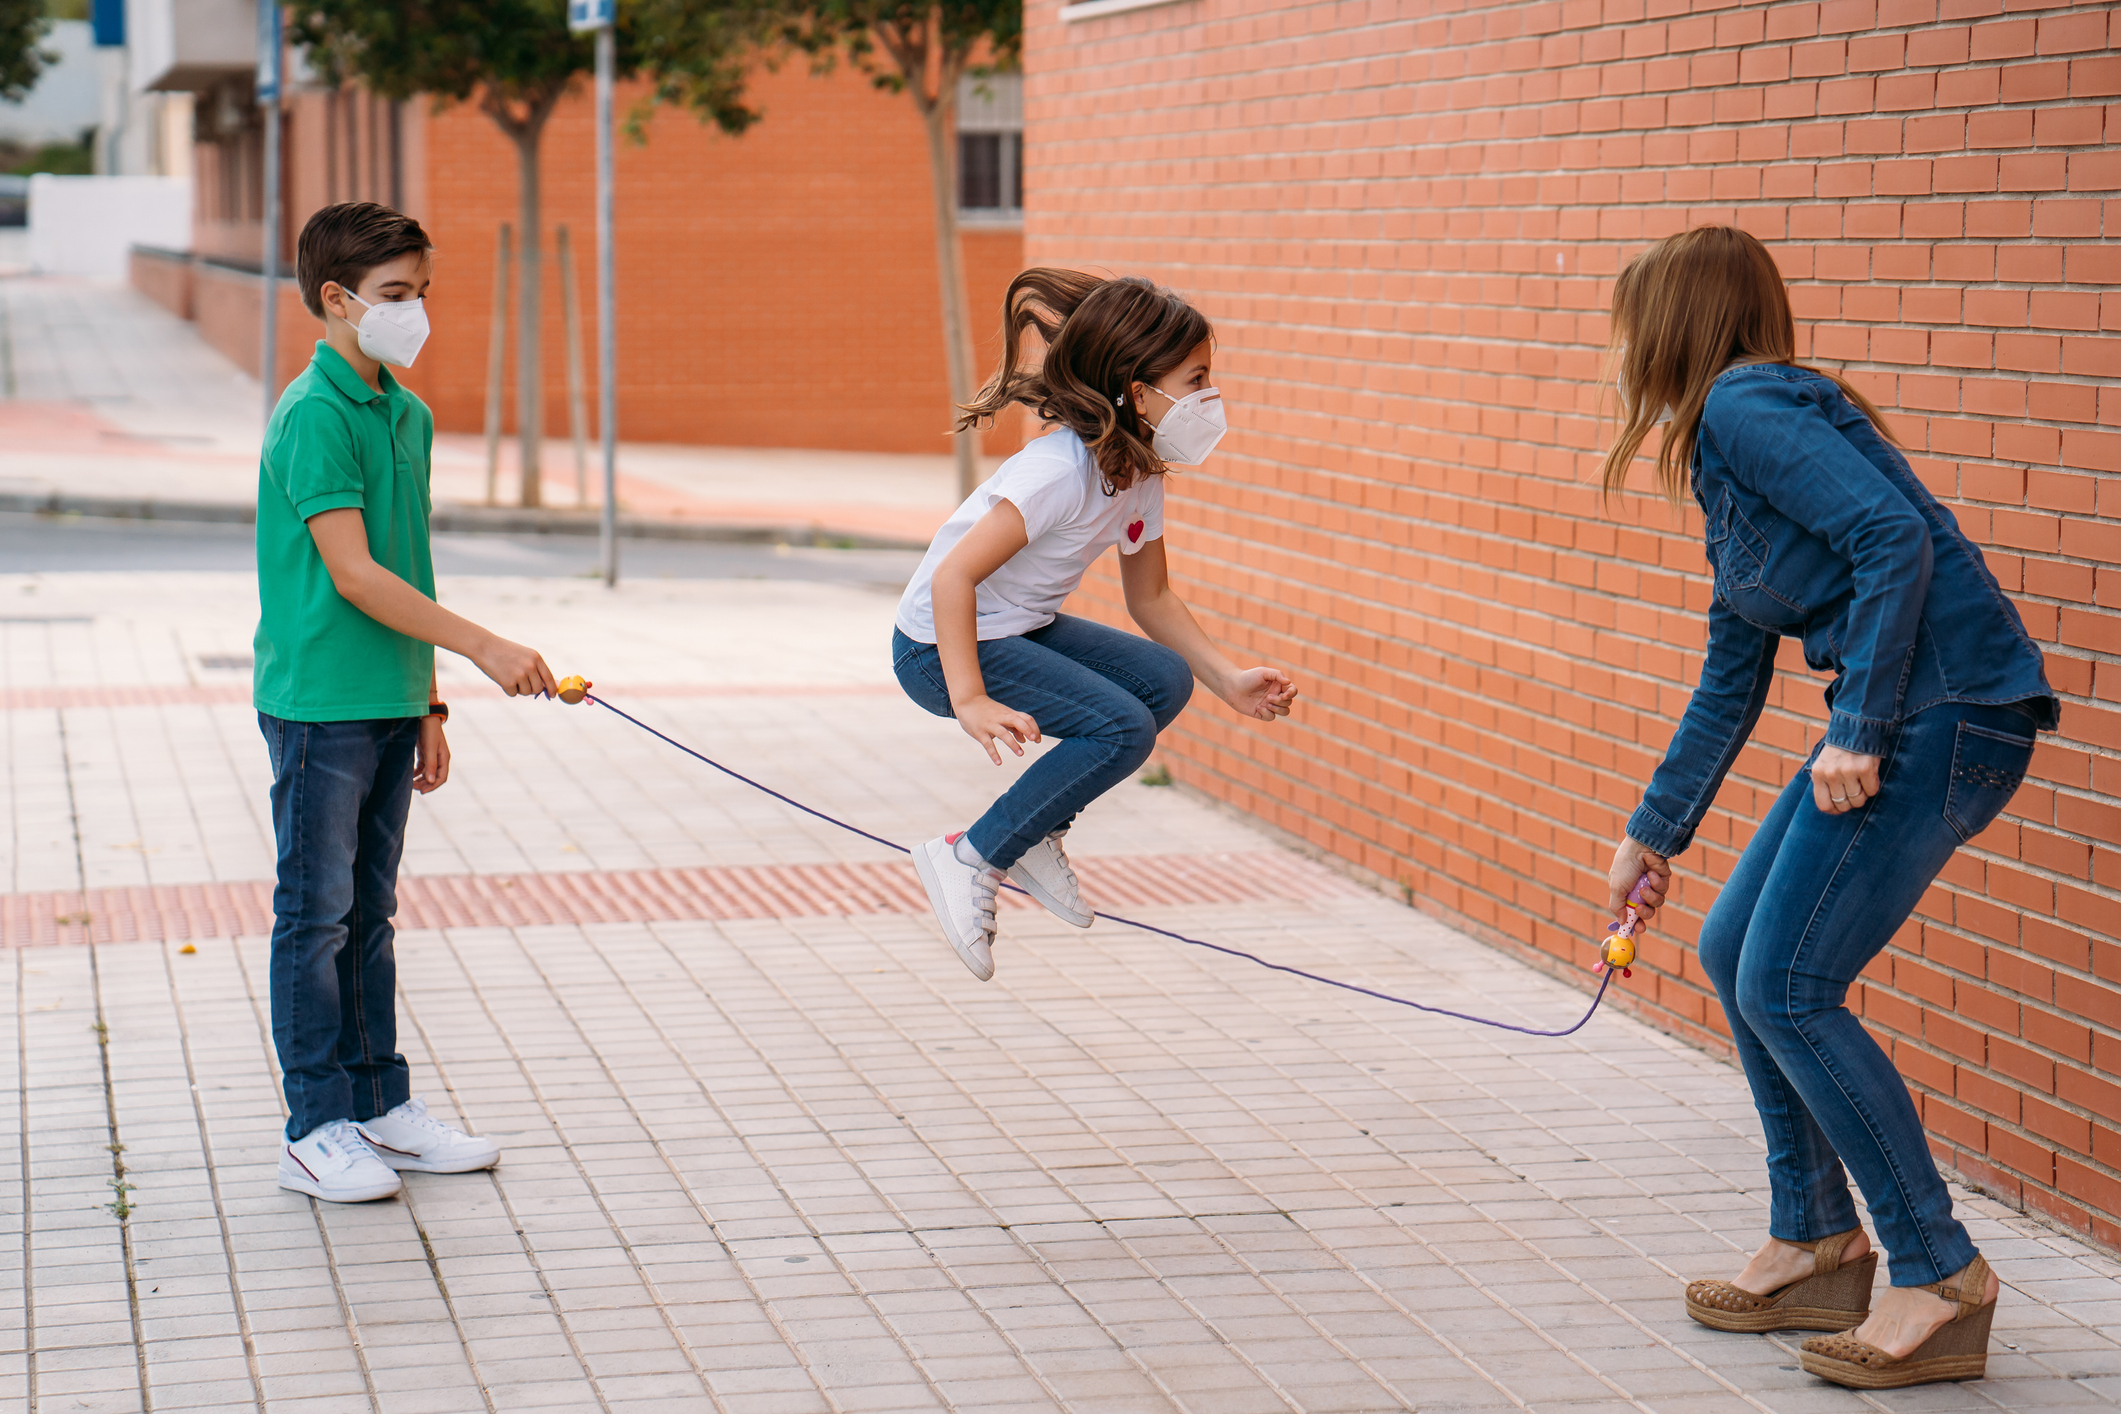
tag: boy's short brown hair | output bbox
[296,201,432,318]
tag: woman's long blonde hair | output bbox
[1599,226,1896,503]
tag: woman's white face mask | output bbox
[345,289,430,368]
[1615,344,1671,426]
[1142,384,1228,465]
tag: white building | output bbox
[0,6,197,178]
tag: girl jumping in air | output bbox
[895,269,1298,980]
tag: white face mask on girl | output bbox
[344,290,430,368]
[1143,385,1228,466]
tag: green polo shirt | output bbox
[253,342,436,722]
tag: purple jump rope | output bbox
[558,680,1631,1040]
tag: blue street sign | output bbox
[568,0,616,32]
[256,3,282,102]
[90,0,124,47]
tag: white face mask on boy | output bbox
[344,290,431,368]
[1142,384,1228,466]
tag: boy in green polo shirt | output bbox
[258,201,557,1203]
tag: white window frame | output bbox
[1059,0,1191,21]
[956,73,1022,228]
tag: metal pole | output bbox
[258,4,281,433]
[595,25,617,587]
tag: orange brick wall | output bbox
[191,263,318,393]
[1028,0,2121,1248]
[403,66,1024,455]
[161,67,1023,456]
[130,248,193,321]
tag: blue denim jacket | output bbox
[1627,363,2058,858]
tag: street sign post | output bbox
[570,0,618,586]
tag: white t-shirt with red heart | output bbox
[895,426,1166,644]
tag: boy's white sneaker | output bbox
[912,835,1002,981]
[356,1098,502,1174]
[1007,828,1094,928]
[279,1119,403,1203]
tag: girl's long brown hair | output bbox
[958,268,1214,494]
[1600,225,1896,503]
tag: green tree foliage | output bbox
[290,0,778,507]
[9,136,93,175]
[775,0,1022,495]
[0,0,54,103]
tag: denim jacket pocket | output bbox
[1705,489,1769,593]
[1943,722,2035,842]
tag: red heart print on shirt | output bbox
[1127,519,1144,544]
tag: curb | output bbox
[0,492,931,552]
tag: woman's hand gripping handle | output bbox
[1599,838,1671,974]
[1606,836,1670,928]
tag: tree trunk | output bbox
[513,126,544,509]
[920,89,980,499]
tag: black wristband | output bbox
[427,702,449,722]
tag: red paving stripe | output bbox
[1,684,253,709]
[0,681,899,710]
[3,851,1365,946]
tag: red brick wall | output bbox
[190,263,317,393]
[1028,0,2121,1247]
[130,248,193,321]
[406,66,1024,454]
[160,68,1024,457]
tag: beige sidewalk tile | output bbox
[9,571,2119,1414]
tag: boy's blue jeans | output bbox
[1698,700,2037,1287]
[258,713,417,1141]
[892,615,1193,869]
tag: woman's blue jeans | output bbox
[892,615,1193,869]
[1698,700,2037,1286]
[259,713,417,1141]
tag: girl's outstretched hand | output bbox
[1607,835,1671,931]
[1221,667,1298,722]
[956,695,1042,765]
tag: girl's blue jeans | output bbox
[892,615,1193,870]
[258,712,417,1141]
[1698,699,2037,1286]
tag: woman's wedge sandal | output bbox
[1797,1254,1996,1389]
[1685,1228,1877,1333]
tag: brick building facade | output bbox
[135,65,1025,457]
[1028,0,2121,1247]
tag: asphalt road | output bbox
[0,512,926,588]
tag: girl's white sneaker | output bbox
[913,835,1002,981]
[278,1119,403,1203]
[1007,828,1094,928]
[356,1097,502,1173]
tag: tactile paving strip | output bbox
[3,849,1366,946]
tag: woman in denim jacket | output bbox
[1601,228,2057,1391]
